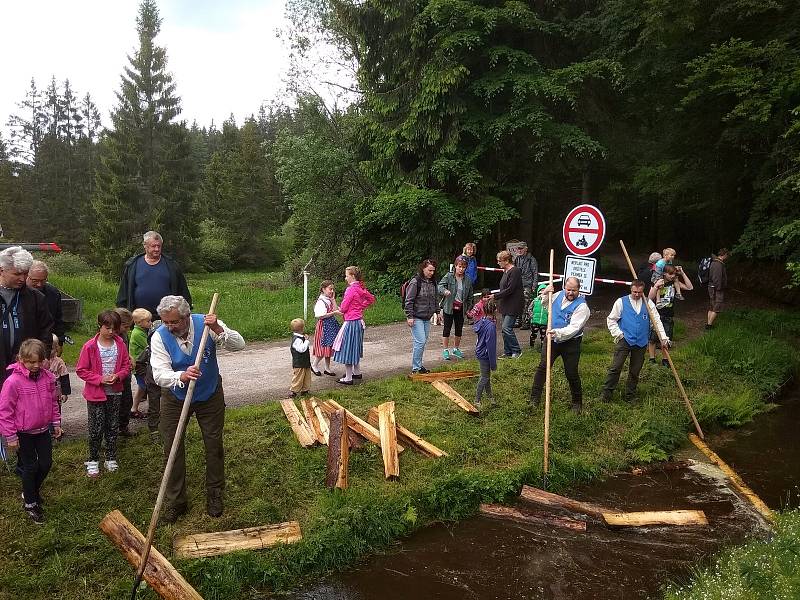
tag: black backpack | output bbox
[697,256,713,285]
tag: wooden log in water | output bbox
[326,409,349,489]
[174,522,303,559]
[408,370,477,382]
[631,460,694,476]
[366,408,448,458]
[602,510,708,527]
[519,485,610,519]
[430,380,479,414]
[301,398,326,445]
[319,399,404,453]
[99,510,203,600]
[280,399,317,447]
[377,401,400,479]
[479,504,587,532]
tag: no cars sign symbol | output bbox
[562,204,606,257]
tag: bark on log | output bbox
[377,401,400,479]
[430,380,479,414]
[519,485,610,519]
[99,510,203,600]
[326,409,349,489]
[319,399,404,453]
[301,398,326,445]
[366,408,448,458]
[479,504,587,532]
[174,522,303,559]
[280,399,317,447]
[602,510,709,527]
[408,370,477,382]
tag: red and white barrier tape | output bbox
[476,266,630,286]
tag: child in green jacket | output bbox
[529,283,549,350]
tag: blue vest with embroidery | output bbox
[157,314,219,403]
[620,296,650,347]
[551,291,586,336]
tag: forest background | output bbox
[1,0,799,295]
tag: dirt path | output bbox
[57,284,768,437]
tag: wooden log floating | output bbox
[99,510,203,600]
[631,459,695,476]
[319,399,404,453]
[430,380,479,414]
[301,398,326,445]
[174,522,303,559]
[326,409,349,489]
[377,401,400,479]
[519,485,610,519]
[280,399,317,447]
[408,370,478,382]
[366,408,448,458]
[479,504,587,532]
[602,510,709,527]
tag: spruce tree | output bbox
[92,0,197,275]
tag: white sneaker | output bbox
[85,461,100,478]
[104,460,119,472]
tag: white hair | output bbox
[30,260,49,275]
[157,295,191,317]
[143,231,163,245]
[0,246,34,271]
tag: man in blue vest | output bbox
[529,277,590,413]
[601,280,669,403]
[150,295,245,522]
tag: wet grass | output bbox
[0,309,798,599]
[50,270,404,364]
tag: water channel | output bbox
[288,385,799,600]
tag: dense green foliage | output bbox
[0,309,797,598]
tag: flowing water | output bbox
[288,387,798,600]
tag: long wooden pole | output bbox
[130,293,220,599]
[543,249,555,477]
[618,241,704,439]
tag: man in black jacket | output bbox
[116,231,192,315]
[26,260,66,345]
[489,250,524,358]
[0,247,53,385]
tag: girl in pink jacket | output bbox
[0,339,61,524]
[332,266,375,384]
[75,310,131,478]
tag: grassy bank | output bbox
[50,270,405,363]
[664,510,800,600]
[0,309,798,599]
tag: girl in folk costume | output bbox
[312,280,341,377]
[332,266,375,385]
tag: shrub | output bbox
[36,251,94,276]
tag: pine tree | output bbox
[91,0,197,275]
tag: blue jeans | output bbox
[411,318,431,371]
[501,314,521,356]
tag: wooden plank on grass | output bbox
[319,399,404,453]
[311,397,330,445]
[430,380,479,414]
[602,510,708,527]
[367,407,448,458]
[99,510,203,600]
[520,485,610,519]
[377,401,399,479]
[326,409,349,489]
[479,504,586,532]
[301,398,326,445]
[174,522,302,559]
[279,399,317,447]
[408,370,477,382]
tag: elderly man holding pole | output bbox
[150,295,244,522]
[529,277,590,414]
[601,280,669,403]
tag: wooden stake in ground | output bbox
[430,380,479,414]
[602,510,708,527]
[100,510,203,600]
[377,401,400,479]
[543,249,555,478]
[128,293,220,600]
[326,408,349,489]
[619,240,704,440]
[174,521,303,559]
[366,408,448,458]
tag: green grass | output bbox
[664,510,800,600]
[0,309,798,599]
[50,270,405,364]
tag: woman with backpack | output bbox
[438,256,474,360]
[404,259,439,374]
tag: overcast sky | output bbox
[0,0,292,135]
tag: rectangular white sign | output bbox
[564,255,596,295]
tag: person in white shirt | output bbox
[529,277,590,413]
[601,280,669,402]
[150,295,245,523]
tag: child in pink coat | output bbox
[0,339,61,523]
[75,310,131,478]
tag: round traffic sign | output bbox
[562,204,606,256]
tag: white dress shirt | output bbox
[607,296,667,342]
[551,296,591,343]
